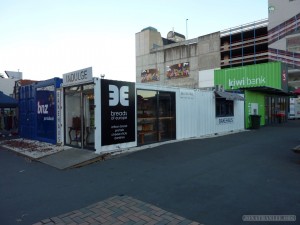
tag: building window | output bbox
[137,89,176,145]
[216,98,234,117]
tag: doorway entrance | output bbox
[64,83,95,149]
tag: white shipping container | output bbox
[289,97,300,119]
[137,84,245,142]
[176,88,244,139]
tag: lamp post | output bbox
[186,19,188,40]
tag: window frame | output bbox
[215,97,234,117]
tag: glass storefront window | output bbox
[265,96,288,125]
[137,89,176,145]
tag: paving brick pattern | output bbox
[33,195,203,225]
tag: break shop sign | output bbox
[101,79,136,146]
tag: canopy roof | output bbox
[0,91,18,108]
[215,91,245,101]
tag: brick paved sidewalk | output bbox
[33,195,203,225]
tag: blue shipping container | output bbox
[18,77,62,144]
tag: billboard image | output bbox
[141,69,160,83]
[36,85,56,141]
[166,62,189,79]
[101,79,136,146]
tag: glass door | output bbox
[83,84,95,149]
[137,90,176,145]
[158,91,176,142]
[65,86,82,147]
[137,90,158,145]
[64,84,95,150]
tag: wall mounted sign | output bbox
[56,89,62,144]
[141,68,160,82]
[101,79,136,146]
[217,117,234,125]
[166,62,189,79]
[36,85,56,140]
[215,62,284,91]
[63,67,93,86]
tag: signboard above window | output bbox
[62,67,93,87]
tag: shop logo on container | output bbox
[282,70,287,82]
[108,85,129,106]
[228,76,266,88]
[37,101,48,114]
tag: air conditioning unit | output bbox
[215,84,224,92]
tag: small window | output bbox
[216,98,234,117]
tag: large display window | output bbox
[265,96,288,125]
[64,83,95,149]
[137,89,176,145]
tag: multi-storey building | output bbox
[220,19,269,69]
[135,20,269,88]
[268,0,300,88]
[136,1,300,89]
[135,27,220,88]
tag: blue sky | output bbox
[0,0,268,82]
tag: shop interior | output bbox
[0,108,18,135]
[64,84,95,149]
[265,96,288,124]
[137,89,176,145]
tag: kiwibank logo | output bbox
[228,76,266,88]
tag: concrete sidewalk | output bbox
[38,148,105,170]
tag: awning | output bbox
[0,91,18,108]
[215,91,244,101]
[239,86,292,96]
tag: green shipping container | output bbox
[214,62,288,129]
[214,62,287,92]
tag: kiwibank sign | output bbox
[228,76,266,88]
[214,62,287,91]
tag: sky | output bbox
[0,0,268,82]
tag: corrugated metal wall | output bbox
[19,85,36,139]
[18,78,62,144]
[136,84,245,141]
[214,62,282,90]
[176,88,244,139]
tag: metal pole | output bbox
[186,19,188,40]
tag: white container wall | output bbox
[177,88,244,139]
[137,84,245,142]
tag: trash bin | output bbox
[250,115,261,129]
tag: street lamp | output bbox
[186,19,188,40]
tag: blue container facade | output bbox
[18,78,62,144]
[19,85,36,139]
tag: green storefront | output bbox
[214,62,289,129]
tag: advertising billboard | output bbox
[101,79,136,146]
[141,69,160,83]
[166,62,189,79]
[36,85,56,141]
